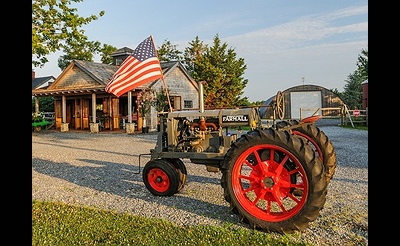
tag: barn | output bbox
[259,84,344,120]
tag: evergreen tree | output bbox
[341,72,364,109]
[190,34,248,107]
[183,36,208,74]
[340,48,368,109]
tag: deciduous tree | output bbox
[32,0,105,68]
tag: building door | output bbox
[290,91,322,119]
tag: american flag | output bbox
[105,36,164,97]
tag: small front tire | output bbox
[164,158,188,192]
[142,159,180,196]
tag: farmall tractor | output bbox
[139,82,336,234]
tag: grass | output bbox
[32,200,311,246]
[339,124,368,131]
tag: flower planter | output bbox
[142,126,149,133]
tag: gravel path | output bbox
[32,126,368,245]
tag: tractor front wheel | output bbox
[164,158,188,192]
[143,159,180,196]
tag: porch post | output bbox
[90,93,99,133]
[128,91,132,123]
[34,97,39,113]
[60,95,69,132]
[126,91,135,134]
[92,93,96,123]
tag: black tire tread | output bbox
[142,159,180,197]
[276,120,337,183]
[164,158,187,192]
[221,128,328,233]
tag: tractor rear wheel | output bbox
[221,129,328,233]
[276,120,337,183]
[143,159,180,196]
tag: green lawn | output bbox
[32,200,311,246]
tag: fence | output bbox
[42,112,55,121]
[299,106,368,127]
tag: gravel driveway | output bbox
[32,125,368,245]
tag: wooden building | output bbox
[32,48,199,133]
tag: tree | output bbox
[57,40,102,70]
[152,87,169,112]
[356,48,368,79]
[339,48,368,109]
[100,44,118,65]
[183,36,208,74]
[341,72,364,109]
[190,34,248,107]
[32,0,105,68]
[157,39,183,62]
[32,97,54,113]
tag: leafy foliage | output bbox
[152,87,170,112]
[157,39,183,62]
[32,0,108,69]
[183,36,208,74]
[158,35,248,107]
[336,48,368,109]
[32,111,44,123]
[190,34,248,107]
[32,97,55,113]
[100,44,118,65]
[136,89,156,117]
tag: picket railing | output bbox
[299,106,368,127]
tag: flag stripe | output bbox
[110,66,162,93]
[108,69,163,97]
[107,56,138,84]
[111,73,163,97]
[105,36,164,97]
[106,58,161,92]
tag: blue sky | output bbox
[33,0,368,102]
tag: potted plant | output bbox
[32,111,48,132]
[136,89,155,133]
[152,87,170,131]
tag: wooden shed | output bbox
[32,56,199,133]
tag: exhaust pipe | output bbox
[199,81,205,113]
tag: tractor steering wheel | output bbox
[275,91,284,120]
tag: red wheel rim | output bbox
[147,168,171,193]
[292,131,323,163]
[231,144,308,222]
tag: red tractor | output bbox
[139,84,336,233]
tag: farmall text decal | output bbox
[222,115,249,123]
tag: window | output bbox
[184,100,193,109]
[115,58,124,66]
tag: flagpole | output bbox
[150,35,173,112]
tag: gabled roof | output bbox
[149,60,198,89]
[72,60,118,85]
[110,47,133,56]
[32,59,197,96]
[32,76,56,90]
